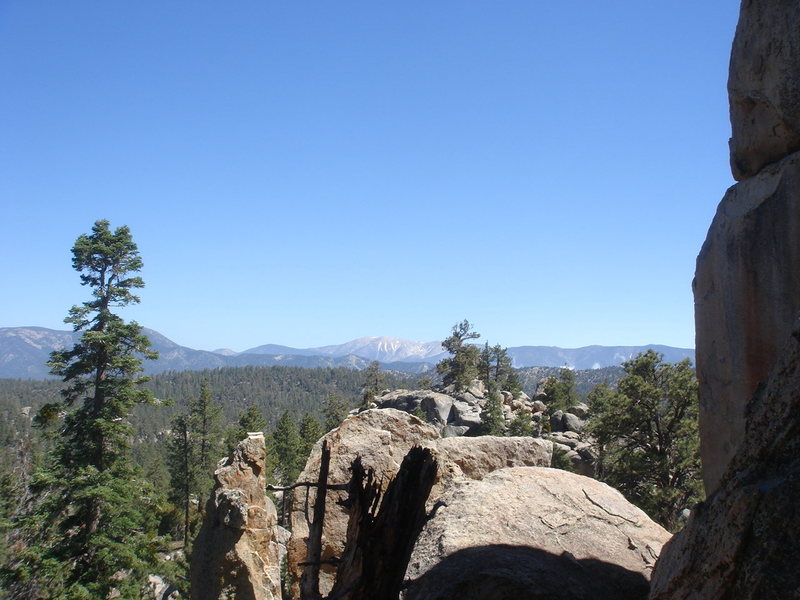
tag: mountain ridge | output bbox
[0,326,695,379]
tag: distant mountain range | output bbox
[0,327,695,380]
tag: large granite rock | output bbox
[728,0,800,180]
[404,467,671,600]
[190,433,282,600]
[696,0,800,490]
[432,435,552,498]
[287,409,552,597]
[287,409,440,597]
[650,324,800,599]
[377,389,455,425]
[652,2,800,595]
[695,149,800,493]
[376,385,541,436]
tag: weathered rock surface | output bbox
[432,435,552,498]
[650,324,800,599]
[404,467,670,600]
[376,385,544,436]
[190,433,282,600]
[288,409,553,596]
[695,149,800,493]
[653,3,800,595]
[378,389,456,425]
[287,409,440,597]
[728,0,800,180]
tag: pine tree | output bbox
[360,360,385,409]
[272,410,303,485]
[542,367,579,412]
[223,403,267,454]
[298,412,323,459]
[238,404,267,433]
[437,320,481,391]
[12,220,160,599]
[480,382,505,436]
[585,351,702,531]
[187,380,223,500]
[271,410,304,528]
[322,393,350,432]
[478,343,519,394]
[508,410,533,437]
[166,414,196,545]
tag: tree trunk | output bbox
[300,440,331,600]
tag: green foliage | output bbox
[416,375,433,390]
[0,365,414,444]
[508,410,533,437]
[480,383,505,436]
[437,320,481,391]
[272,411,303,486]
[6,220,162,599]
[165,379,224,547]
[239,403,268,433]
[542,368,579,412]
[187,380,223,497]
[478,343,520,394]
[551,445,575,472]
[585,350,703,531]
[361,360,385,408]
[166,415,196,544]
[322,392,351,432]
[298,412,323,458]
[225,403,268,453]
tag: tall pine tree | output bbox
[12,220,160,599]
[166,414,196,545]
[187,380,223,501]
[437,320,481,391]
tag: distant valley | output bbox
[0,326,695,379]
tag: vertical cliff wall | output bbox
[651,0,800,596]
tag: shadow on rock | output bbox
[403,544,650,600]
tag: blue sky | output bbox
[0,1,740,352]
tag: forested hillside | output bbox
[0,365,417,444]
[0,363,627,474]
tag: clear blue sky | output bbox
[0,1,740,352]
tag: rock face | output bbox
[728,0,800,180]
[650,325,800,599]
[404,467,671,600]
[695,0,800,494]
[190,433,282,600]
[651,1,800,596]
[376,386,543,436]
[379,387,598,479]
[287,409,553,597]
[694,150,800,492]
[287,409,440,597]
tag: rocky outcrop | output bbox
[379,387,598,475]
[728,0,800,180]
[376,386,545,436]
[432,434,553,499]
[694,150,800,491]
[404,467,671,600]
[694,0,800,494]
[287,409,553,597]
[190,433,282,600]
[650,323,800,599]
[650,1,800,596]
[287,410,440,597]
